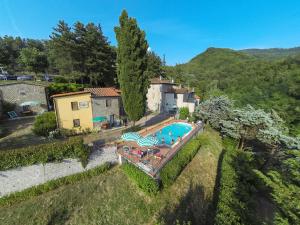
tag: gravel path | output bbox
[0,146,117,197]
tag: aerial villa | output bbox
[117,119,203,178]
[147,77,200,113]
[52,87,124,131]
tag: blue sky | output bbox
[0,0,300,65]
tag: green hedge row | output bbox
[0,162,112,207]
[214,138,244,225]
[160,137,201,187]
[0,137,90,170]
[122,163,160,195]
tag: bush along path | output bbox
[0,144,117,197]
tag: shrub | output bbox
[122,125,142,134]
[53,76,68,83]
[122,163,160,195]
[32,112,57,136]
[179,107,190,120]
[160,137,201,187]
[0,162,112,206]
[48,83,84,97]
[188,112,199,123]
[0,136,90,170]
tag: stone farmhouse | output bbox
[146,77,200,113]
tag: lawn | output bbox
[0,127,223,225]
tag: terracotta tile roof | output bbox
[195,95,201,100]
[150,78,175,85]
[51,91,90,98]
[84,87,120,97]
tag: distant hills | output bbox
[239,47,300,60]
[166,47,300,134]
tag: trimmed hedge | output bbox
[0,137,90,170]
[122,163,160,195]
[160,137,201,187]
[0,162,112,206]
[214,138,244,225]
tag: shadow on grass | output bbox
[158,184,211,225]
[47,208,71,225]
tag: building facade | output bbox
[52,91,93,130]
[147,77,198,113]
[0,82,49,114]
[84,88,124,127]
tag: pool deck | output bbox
[117,119,203,177]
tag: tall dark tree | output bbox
[146,51,163,78]
[115,10,149,123]
[84,23,116,86]
[49,20,116,85]
[49,20,75,81]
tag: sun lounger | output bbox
[7,111,19,120]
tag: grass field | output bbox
[0,128,223,225]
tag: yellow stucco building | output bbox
[52,91,93,131]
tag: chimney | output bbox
[171,79,174,83]
[159,75,162,80]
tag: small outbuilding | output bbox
[0,82,49,115]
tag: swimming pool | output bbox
[149,122,193,146]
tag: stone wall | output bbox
[0,83,48,113]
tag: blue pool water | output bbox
[149,122,192,146]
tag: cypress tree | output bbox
[114,10,149,124]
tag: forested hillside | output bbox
[240,47,300,60]
[165,47,300,135]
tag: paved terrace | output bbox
[117,119,203,177]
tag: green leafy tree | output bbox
[19,47,48,78]
[196,96,233,128]
[114,10,149,124]
[33,112,57,137]
[254,150,300,224]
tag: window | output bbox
[73,119,80,127]
[174,93,177,99]
[78,101,89,108]
[71,102,79,111]
[106,99,112,107]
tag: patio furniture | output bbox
[154,152,163,160]
[147,148,160,155]
[7,111,18,120]
[131,149,146,158]
[123,145,131,153]
[101,122,109,129]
